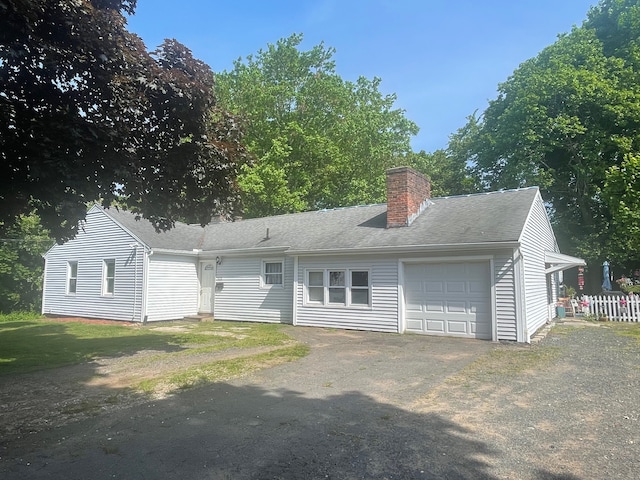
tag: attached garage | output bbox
[404,262,492,339]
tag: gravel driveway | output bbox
[1,322,638,479]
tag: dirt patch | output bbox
[0,320,296,442]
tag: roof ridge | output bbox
[435,186,539,201]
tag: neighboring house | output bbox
[42,167,585,343]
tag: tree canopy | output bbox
[1,0,247,241]
[215,34,419,217]
[449,0,640,281]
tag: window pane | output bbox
[308,286,324,303]
[308,271,324,286]
[351,271,368,287]
[265,273,283,285]
[329,288,346,304]
[351,289,369,305]
[69,278,77,294]
[104,260,115,295]
[265,262,282,274]
[329,271,345,286]
[69,262,78,278]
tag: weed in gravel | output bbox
[136,344,309,394]
[454,345,561,380]
[609,322,640,342]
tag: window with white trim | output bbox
[263,261,283,286]
[67,261,78,294]
[305,269,370,307]
[350,270,370,305]
[102,259,115,295]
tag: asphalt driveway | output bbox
[1,323,639,479]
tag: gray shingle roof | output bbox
[102,187,540,253]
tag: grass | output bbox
[137,344,309,393]
[0,316,305,376]
[607,321,640,342]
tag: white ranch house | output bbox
[42,167,585,343]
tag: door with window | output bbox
[199,262,216,313]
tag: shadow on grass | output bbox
[0,321,189,374]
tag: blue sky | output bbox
[127,0,597,153]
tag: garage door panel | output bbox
[426,302,445,312]
[405,262,492,340]
[468,281,487,294]
[446,301,466,313]
[447,320,468,334]
[425,320,445,333]
[446,281,466,293]
[407,318,423,330]
[425,281,444,293]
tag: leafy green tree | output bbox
[215,34,418,217]
[449,0,640,282]
[1,0,247,241]
[0,214,52,313]
[604,154,640,265]
[406,149,477,198]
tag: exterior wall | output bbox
[213,255,294,323]
[295,255,399,332]
[42,207,145,322]
[494,251,518,341]
[519,193,558,340]
[145,254,199,322]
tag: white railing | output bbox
[581,295,640,322]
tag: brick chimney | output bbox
[386,166,431,228]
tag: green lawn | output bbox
[0,315,307,377]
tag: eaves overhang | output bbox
[545,251,586,274]
[198,246,291,258]
[286,241,520,257]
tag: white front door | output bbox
[199,262,216,313]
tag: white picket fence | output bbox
[581,295,640,322]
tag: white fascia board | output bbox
[149,248,200,257]
[287,241,520,257]
[198,246,291,258]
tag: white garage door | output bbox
[404,262,492,339]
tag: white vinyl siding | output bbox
[494,252,518,341]
[42,206,145,322]
[214,256,294,323]
[296,256,398,332]
[519,193,559,340]
[145,254,198,322]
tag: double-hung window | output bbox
[305,269,370,307]
[263,261,283,287]
[103,259,115,295]
[350,271,370,306]
[67,261,78,294]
